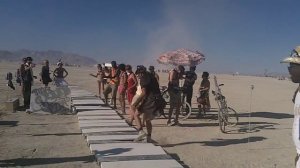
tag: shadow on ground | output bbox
[235,121,279,133]
[0,155,95,167]
[29,133,82,136]
[169,153,190,168]
[95,148,132,156]
[161,136,267,148]
[239,111,293,119]
[0,121,18,127]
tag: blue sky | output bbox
[0,0,299,74]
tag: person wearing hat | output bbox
[18,57,27,98]
[23,57,35,112]
[53,61,68,86]
[281,46,300,167]
[19,57,27,83]
[183,66,198,109]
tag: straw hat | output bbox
[281,46,300,64]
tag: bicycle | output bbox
[212,76,238,133]
[196,89,210,118]
[160,86,192,120]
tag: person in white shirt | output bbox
[281,46,300,167]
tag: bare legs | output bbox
[133,107,152,141]
[167,104,180,125]
[97,81,102,98]
[119,93,126,114]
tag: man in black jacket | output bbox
[23,57,34,112]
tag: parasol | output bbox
[157,48,205,66]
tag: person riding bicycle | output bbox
[197,71,210,116]
[167,65,185,126]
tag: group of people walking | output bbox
[90,61,162,142]
[90,61,211,141]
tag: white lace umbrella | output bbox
[157,48,205,66]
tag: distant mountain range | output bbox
[0,49,97,65]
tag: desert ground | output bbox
[0,61,297,168]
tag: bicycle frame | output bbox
[213,76,227,110]
[160,85,192,120]
[212,76,238,133]
[213,76,229,131]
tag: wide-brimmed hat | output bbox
[57,62,63,66]
[281,46,300,64]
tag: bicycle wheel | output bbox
[218,108,226,133]
[161,90,170,104]
[179,101,192,120]
[224,107,238,126]
[159,90,170,119]
[157,108,168,119]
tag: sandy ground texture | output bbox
[0,62,297,168]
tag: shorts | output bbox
[103,84,118,98]
[168,90,181,107]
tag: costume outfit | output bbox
[127,73,137,104]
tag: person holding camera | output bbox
[23,57,35,112]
